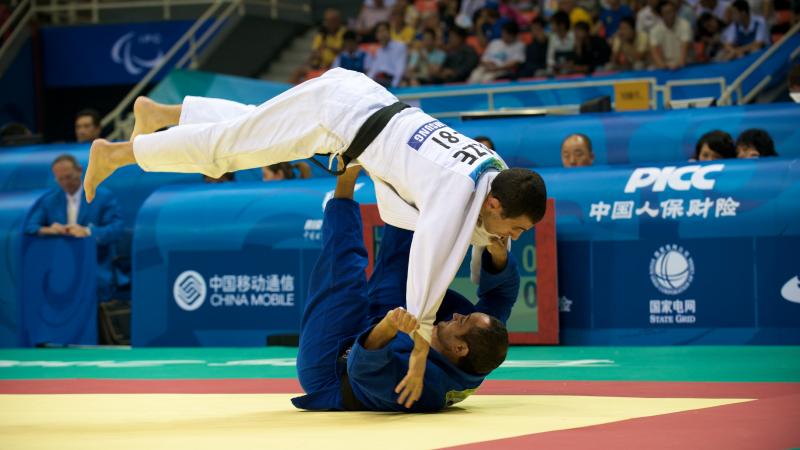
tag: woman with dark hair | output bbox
[694,130,736,161]
[736,129,778,158]
[262,162,313,181]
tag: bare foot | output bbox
[84,139,136,203]
[130,96,173,141]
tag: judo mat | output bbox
[1,346,798,449]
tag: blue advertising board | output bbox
[41,20,216,87]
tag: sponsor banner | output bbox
[756,236,800,327]
[41,21,216,87]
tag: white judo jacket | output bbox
[133,68,509,342]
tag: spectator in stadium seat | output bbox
[610,16,649,70]
[695,12,725,62]
[389,5,416,44]
[75,109,102,143]
[693,130,736,161]
[600,0,634,38]
[290,9,345,84]
[332,31,372,74]
[430,26,479,83]
[692,0,731,23]
[561,134,594,168]
[558,0,593,27]
[719,0,768,60]
[790,64,800,103]
[356,0,392,42]
[468,21,525,83]
[475,136,496,150]
[263,162,313,181]
[735,128,778,158]
[474,7,510,47]
[518,17,549,77]
[637,0,662,36]
[547,11,576,74]
[649,0,693,70]
[404,28,447,86]
[24,154,123,301]
[367,22,408,87]
[0,122,32,146]
[571,21,611,74]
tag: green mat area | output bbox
[2,346,799,382]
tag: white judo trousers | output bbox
[133,68,508,342]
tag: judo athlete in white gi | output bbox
[83,68,547,407]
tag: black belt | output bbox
[338,351,367,411]
[309,101,410,176]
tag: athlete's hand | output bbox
[486,236,509,270]
[395,333,429,409]
[386,307,419,335]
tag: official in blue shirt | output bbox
[24,154,124,301]
[292,167,520,412]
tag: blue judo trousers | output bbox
[292,198,520,412]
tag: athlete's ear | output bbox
[486,194,502,213]
[453,341,469,359]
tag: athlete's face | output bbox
[481,196,535,241]
[434,312,491,360]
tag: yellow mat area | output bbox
[0,394,751,450]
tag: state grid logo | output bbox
[173,270,207,311]
[649,244,695,295]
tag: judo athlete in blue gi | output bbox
[292,168,520,412]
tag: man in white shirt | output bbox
[637,0,662,35]
[649,0,693,69]
[720,0,769,60]
[547,11,576,74]
[467,21,526,83]
[367,22,407,87]
[82,68,547,406]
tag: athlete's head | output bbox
[431,312,508,374]
[482,168,547,241]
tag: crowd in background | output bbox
[292,0,800,87]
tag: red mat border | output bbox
[1,379,797,398]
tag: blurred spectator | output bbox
[692,0,731,22]
[356,0,392,42]
[694,130,736,160]
[367,22,408,87]
[719,0,768,60]
[0,122,32,146]
[333,31,372,73]
[736,128,777,158]
[292,9,346,83]
[468,21,525,82]
[263,162,313,180]
[405,28,447,86]
[637,0,662,36]
[572,21,611,74]
[561,134,594,167]
[695,12,725,62]
[431,26,479,83]
[389,5,416,44]
[650,1,693,70]
[24,154,124,301]
[475,7,510,47]
[558,0,593,27]
[395,0,420,29]
[790,64,800,103]
[547,11,576,74]
[203,172,236,183]
[600,0,634,38]
[518,17,549,77]
[475,135,496,150]
[75,109,102,143]
[456,0,487,29]
[610,16,649,70]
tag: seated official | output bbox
[24,154,124,301]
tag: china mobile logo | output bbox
[173,271,207,311]
[650,245,695,295]
[111,32,166,75]
[625,164,724,193]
